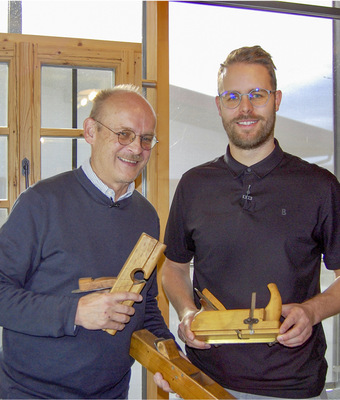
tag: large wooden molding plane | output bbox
[191,283,282,344]
[72,233,166,336]
[130,329,235,399]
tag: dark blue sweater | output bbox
[0,168,172,399]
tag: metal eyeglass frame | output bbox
[219,88,276,109]
[93,119,158,150]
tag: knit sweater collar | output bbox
[74,167,132,209]
[81,158,135,201]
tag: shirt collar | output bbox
[81,158,135,201]
[223,139,284,179]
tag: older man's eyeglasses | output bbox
[219,88,276,109]
[94,119,158,150]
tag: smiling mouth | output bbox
[118,156,139,164]
[237,120,258,126]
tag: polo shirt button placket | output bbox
[242,169,255,211]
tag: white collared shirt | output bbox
[81,158,135,201]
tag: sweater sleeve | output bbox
[0,189,78,337]
[142,269,175,341]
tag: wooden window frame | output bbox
[0,32,142,204]
[143,3,170,399]
[0,38,19,210]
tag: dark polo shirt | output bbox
[164,140,340,398]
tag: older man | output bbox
[0,85,173,398]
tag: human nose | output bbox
[126,136,144,153]
[238,93,254,113]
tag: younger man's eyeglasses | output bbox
[219,88,276,109]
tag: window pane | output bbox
[77,138,92,168]
[41,67,72,129]
[41,66,115,129]
[22,1,142,43]
[41,137,91,180]
[0,209,8,229]
[0,2,7,33]
[169,2,334,188]
[41,67,72,128]
[0,136,8,200]
[77,69,115,127]
[278,0,332,5]
[0,63,8,127]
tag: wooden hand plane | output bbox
[191,283,282,344]
[105,233,166,335]
[72,233,166,336]
[130,329,234,399]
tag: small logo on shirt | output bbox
[281,209,287,216]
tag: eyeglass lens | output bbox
[95,120,157,150]
[221,88,271,109]
[118,131,157,150]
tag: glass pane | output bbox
[77,138,92,168]
[41,137,91,180]
[278,0,333,5]
[41,67,72,129]
[129,368,143,399]
[77,69,115,127]
[169,1,336,390]
[0,136,8,201]
[0,63,8,127]
[0,2,7,33]
[0,209,8,229]
[41,66,115,129]
[22,1,142,43]
[169,3,334,192]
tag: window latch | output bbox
[22,158,30,189]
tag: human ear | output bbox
[215,96,222,117]
[274,90,282,112]
[83,118,96,144]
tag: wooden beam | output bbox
[18,41,35,192]
[144,2,170,399]
[145,1,169,242]
[0,40,19,208]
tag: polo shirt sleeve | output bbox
[320,174,340,270]
[164,175,195,264]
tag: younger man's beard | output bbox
[222,111,276,150]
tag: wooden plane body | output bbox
[191,283,282,344]
[104,233,166,335]
[130,329,234,399]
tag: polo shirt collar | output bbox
[224,139,284,179]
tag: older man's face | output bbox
[88,93,156,199]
